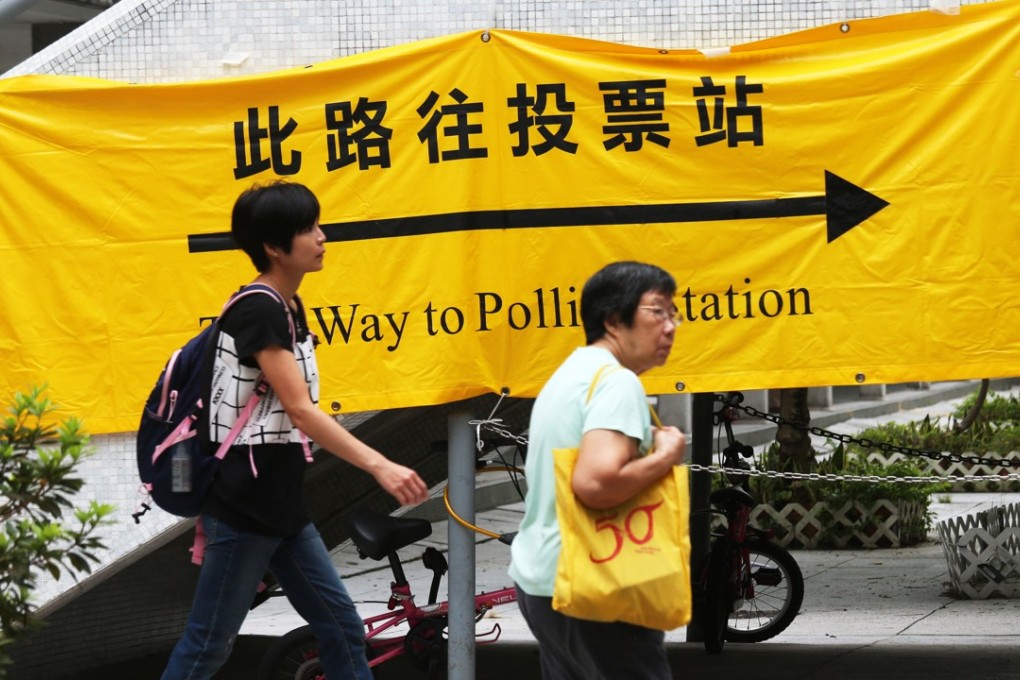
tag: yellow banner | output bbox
[2,2,1020,433]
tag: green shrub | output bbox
[723,442,948,548]
[0,386,114,678]
[743,442,949,509]
[847,413,1020,456]
[952,390,1020,426]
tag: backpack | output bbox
[135,283,294,520]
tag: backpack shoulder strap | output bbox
[220,283,297,347]
[221,284,312,463]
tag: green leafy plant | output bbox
[845,415,1020,457]
[723,387,1020,548]
[841,389,1020,458]
[838,390,1020,493]
[746,442,948,508]
[726,442,949,548]
[0,386,114,678]
[952,391,1020,427]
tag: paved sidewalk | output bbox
[237,384,1020,679]
[233,491,1020,676]
[229,491,1020,680]
[76,381,1020,678]
[242,494,1020,633]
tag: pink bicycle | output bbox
[257,509,518,680]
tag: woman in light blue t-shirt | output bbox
[509,261,687,680]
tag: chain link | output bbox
[686,462,1020,484]
[729,398,1020,469]
[476,396,1020,484]
[471,419,530,449]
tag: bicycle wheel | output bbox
[257,626,388,680]
[701,541,734,654]
[404,617,448,676]
[258,625,323,680]
[725,537,804,643]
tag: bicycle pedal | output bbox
[754,566,784,587]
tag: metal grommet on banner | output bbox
[330,401,342,412]
[840,23,851,33]
[481,31,491,43]
[675,381,686,392]
[854,373,866,383]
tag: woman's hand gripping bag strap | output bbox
[551,368,692,630]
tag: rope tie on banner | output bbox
[469,388,530,452]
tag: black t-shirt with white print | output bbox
[202,290,318,537]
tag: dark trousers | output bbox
[515,585,671,680]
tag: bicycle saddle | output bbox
[348,510,433,561]
[709,486,755,509]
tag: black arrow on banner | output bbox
[187,170,888,253]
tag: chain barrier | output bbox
[684,462,1020,485]
[470,419,529,451]
[473,391,1020,485]
[724,396,1020,470]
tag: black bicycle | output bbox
[697,392,805,654]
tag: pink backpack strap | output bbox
[190,517,207,565]
[219,286,312,476]
[216,381,269,460]
[300,431,313,463]
[223,284,297,348]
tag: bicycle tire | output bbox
[701,541,734,654]
[725,537,804,643]
[258,625,391,680]
[257,625,323,680]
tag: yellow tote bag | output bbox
[551,368,692,630]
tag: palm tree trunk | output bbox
[777,387,814,472]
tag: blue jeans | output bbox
[161,517,371,680]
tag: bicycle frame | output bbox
[361,578,518,669]
[707,494,756,604]
[258,510,519,679]
[695,391,804,653]
[701,393,757,590]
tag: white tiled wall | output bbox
[31,432,183,607]
[4,0,977,83]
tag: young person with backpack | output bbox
[160,181,428,680]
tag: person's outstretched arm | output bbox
[255,344,429,507]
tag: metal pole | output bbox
[685,392,714,642]
[446,412,476,680]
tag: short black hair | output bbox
[231,181,321,272]
[580,261,677,344]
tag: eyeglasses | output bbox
[639,305,682,325]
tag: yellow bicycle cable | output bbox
[443,465,524,539]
